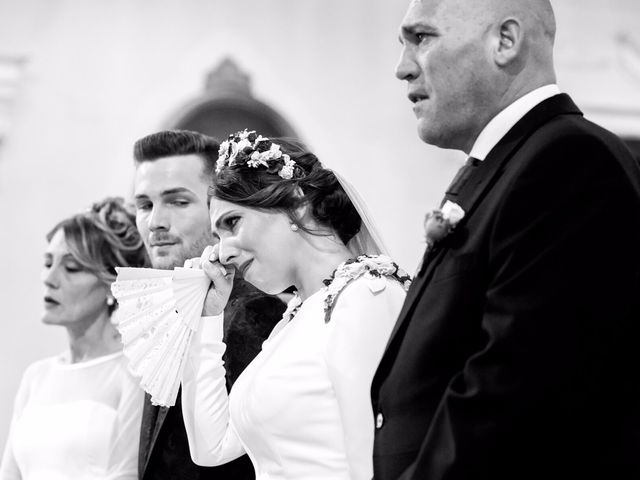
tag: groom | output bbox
[371,1,640,479]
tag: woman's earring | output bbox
[106,296,115,307]
[290,223,299,232]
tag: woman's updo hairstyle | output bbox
[212,134,361,245]
[46,197,150,287]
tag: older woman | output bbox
[0,197,149,480]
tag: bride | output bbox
[181,130,410,479]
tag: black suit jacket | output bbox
[139,279,285,480]
[371,94,640,480]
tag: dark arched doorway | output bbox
[167,58,299,142]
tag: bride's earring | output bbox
[106,296,115,307]
[290,223,299,232]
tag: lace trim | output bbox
[280,255,411,325]
[321,255,411,323]
[282,294,303,323]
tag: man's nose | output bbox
[148,205,170,231]
[395,45,418,81]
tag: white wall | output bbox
[0,0,639,444]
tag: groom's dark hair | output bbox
[133,130,219,179]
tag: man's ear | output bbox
[494,18,523,67]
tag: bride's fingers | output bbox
[211,244,220,262]
[208,245,226,270]
[190,244,232,281]
[184,245,215,269]
[202,256,235,284]
[184,257,201,269]
[199,245,215,269]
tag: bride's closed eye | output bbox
[223,215,240,231]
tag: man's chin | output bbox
[150,253,184,270]
[417,121,436,145]
[417,123,451,150]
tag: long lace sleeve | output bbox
[324,276,406,480]
[104,369,144,480]
[181,315,246,466]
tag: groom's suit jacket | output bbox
[371,94,640,480]
[139,279,285,480]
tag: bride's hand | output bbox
[184,244,235,316]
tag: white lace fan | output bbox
[111,267,210,407]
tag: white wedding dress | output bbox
[0,351,144,480]
[181,255,409,480]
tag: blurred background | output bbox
[1,0,639,444]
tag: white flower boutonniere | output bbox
[424,200,465,249]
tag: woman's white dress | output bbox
[182,255,409,480]
[0,351,144,480]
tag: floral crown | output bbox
[215,129,303,180]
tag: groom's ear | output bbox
[493,17,523,67]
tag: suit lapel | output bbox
[140,395,170,476]
[454,94,581,219]
[384,94,582,353]
[385,245,446,348]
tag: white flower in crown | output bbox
[235,137,252,153]
[248,150,270,168]
[216,142,230,172]
[217,130,256,172]
[215,129,302,179]
[247,142,286,168]
[278,155,295,179]
[424,200,465,248]
[218,141,229,158]
[269,143,282,158]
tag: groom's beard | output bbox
[148,231,213,270]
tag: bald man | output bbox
[371,1,640,479]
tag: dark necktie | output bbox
[445,156,480,197]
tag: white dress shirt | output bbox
[469,84,561,160]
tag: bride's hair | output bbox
[212,137,361,245]
[46,197,149,289]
